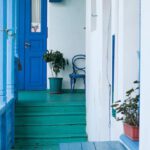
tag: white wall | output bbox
[111,0,140,140]
[140,0,150,149]
[123,0,140,92]
[86,0,140,142]
[47,0,86,89]
[86,0,111,141]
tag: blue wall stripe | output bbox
[112,35,116,117]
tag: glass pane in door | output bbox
[31,0,41,32]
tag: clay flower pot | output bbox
[124,123,139,141]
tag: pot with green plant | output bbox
[43,50,69,94]
[112,81,140,141]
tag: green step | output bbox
[15,112,86,117]
[14,137,87,146]
[15,134,87,139]
[15,115,86,126]
[14,92,86,149]
[16,101,85,107]
[15,125,86,137]
[15,106,86,114]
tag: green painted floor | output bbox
[13,91,87,150]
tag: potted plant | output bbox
[43,50,69,94]
[112,81,140,141]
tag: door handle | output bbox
[25,42,31,48]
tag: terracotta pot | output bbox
[123,123,139,141]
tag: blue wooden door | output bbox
[18,0,47,90]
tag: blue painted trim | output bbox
[6,1,16,147]
[17,0,25,90]
[120,134,139,150]
[0,98,15,149]
[7,0,16,99]
[6,98,15,108]
[0,0,16,148]
[14,0,19,102]
[1,111,7,150]
[0,0,7,148]
[18,0,47,90]
[0,115,1,148]
[112,35,116,117]
[0,105,6,115]
[0,0,7,104]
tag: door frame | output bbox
[17,0,47,90]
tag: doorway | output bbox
[18,0,47,90]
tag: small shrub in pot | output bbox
[112,81,140,140]
[43,50,69,94]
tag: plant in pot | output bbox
[112,81,140,141]
[43,50,69,94]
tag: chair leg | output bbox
[70,78,76,93]
[70,78,73,93]
[83,78,86,90]
[73,79,76,91]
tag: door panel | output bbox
[18,0,47,90]
[25,40,46,90]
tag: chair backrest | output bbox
[72,54,86,74]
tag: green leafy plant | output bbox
[112,81,140,127]
[43,50,69,77]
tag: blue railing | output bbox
[0,0,17,149]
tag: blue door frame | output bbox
[18,0,47,90]
[0,0,17,149]
[112,35,116,117]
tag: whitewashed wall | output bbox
[111,0,140,140]
[86,0,111,141]
[140,0,150,149]
[111,0,123,140]
[86,0,140,141]
[47,0,86,89]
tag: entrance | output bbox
[18,0,47,90]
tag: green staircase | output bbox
[13,92,87,150]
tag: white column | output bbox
[6,0,15,100]
[86,0,104,141]
[140,0,150,149]
[86,0,112,141]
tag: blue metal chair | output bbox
[69,54,86,92]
